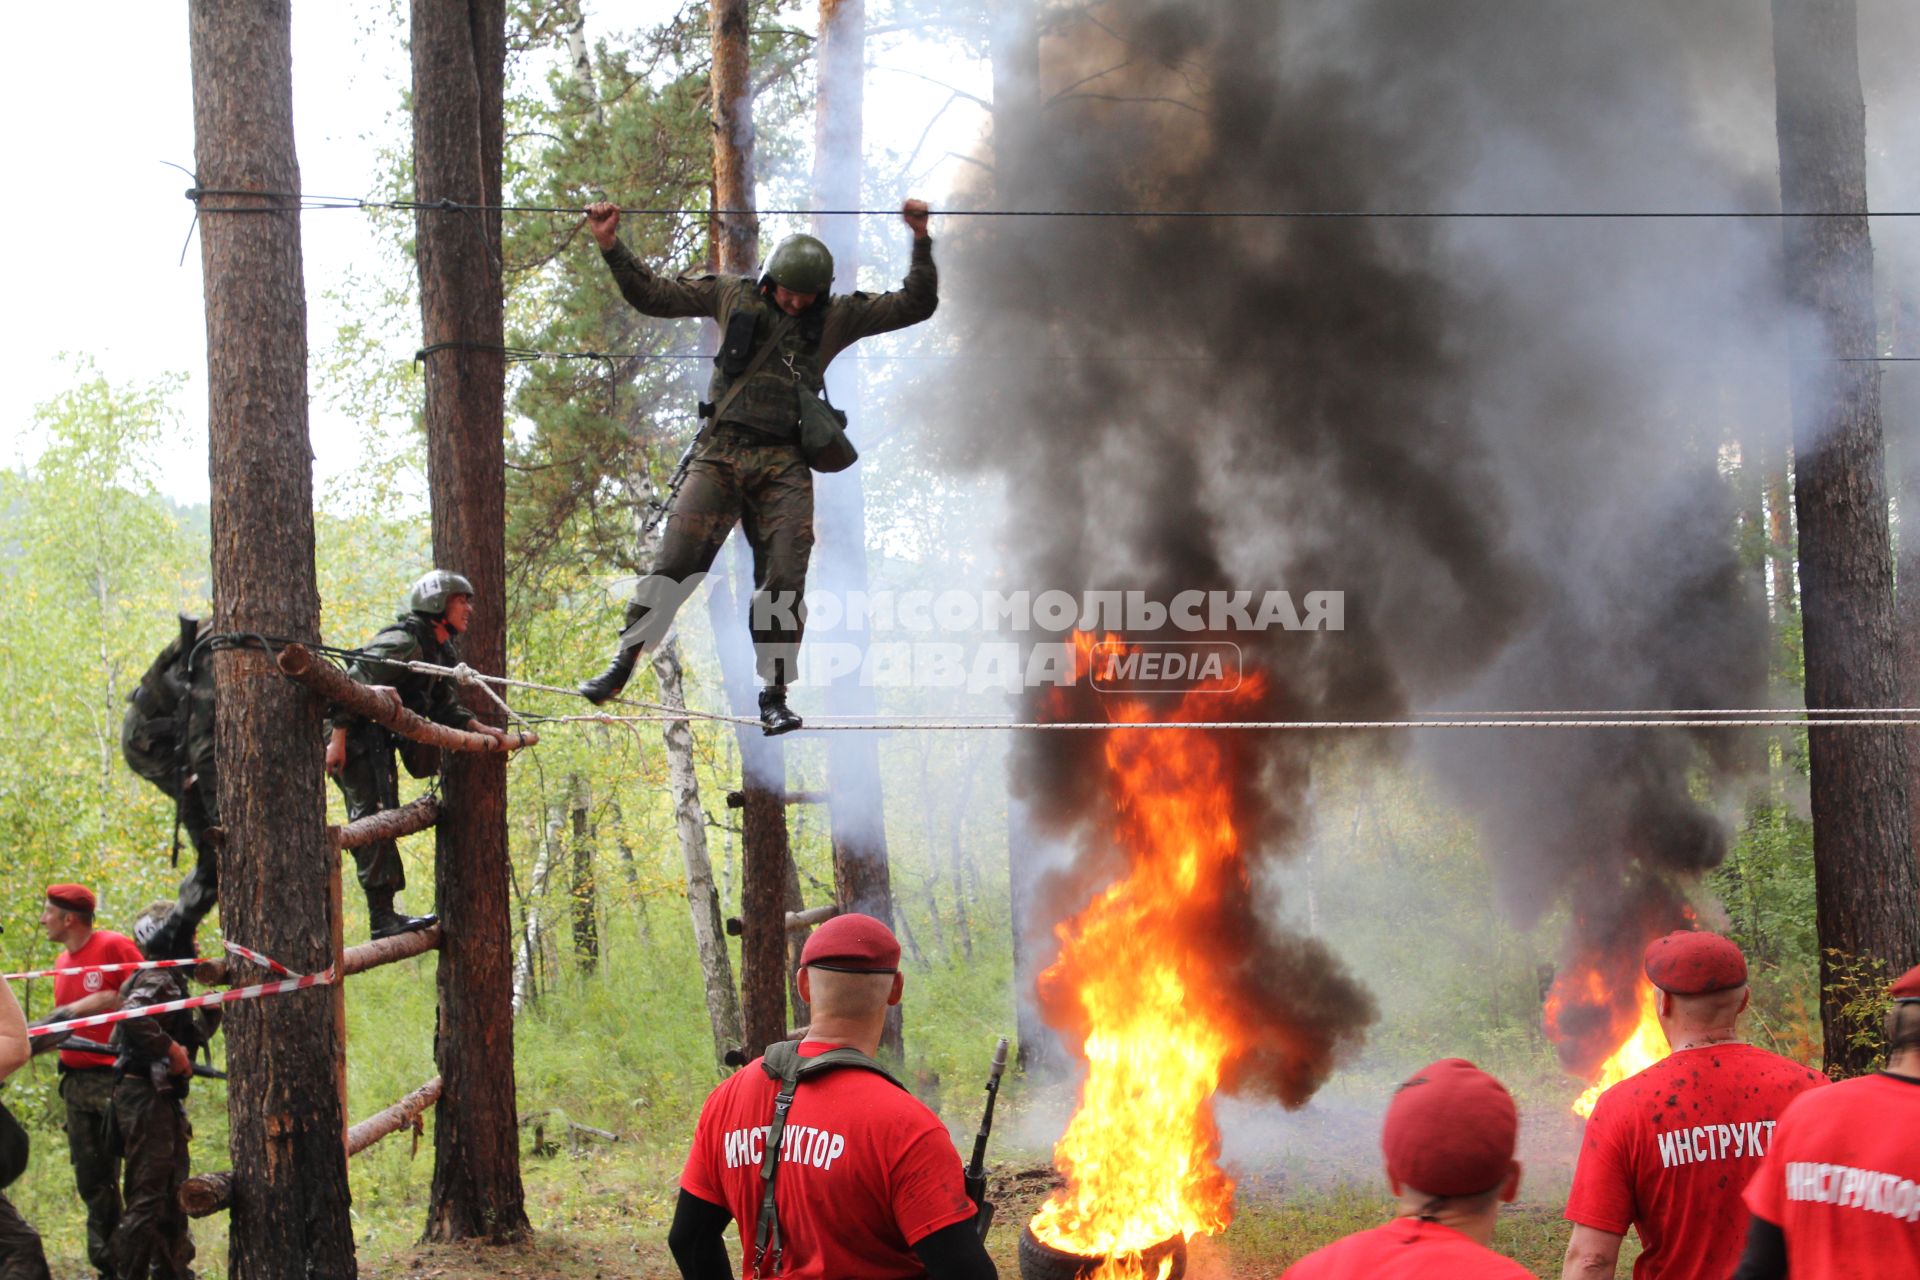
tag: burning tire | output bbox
[1018,1224,1187,1280]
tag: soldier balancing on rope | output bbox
[575,197,938,736]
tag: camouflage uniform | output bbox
[0,1194,49,1280]
[121,619,219,937]
[0,1098,50,1280]
[107,968,206,1280]
[599,236,938,684]
[327,614,476,895]
[58,1067,120,1278]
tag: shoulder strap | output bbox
[752,1042,906,1275]
[708,311,796,430]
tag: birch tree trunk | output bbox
[653,639,744,1066]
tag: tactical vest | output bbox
[369,615,457,717]
[707,289,827,440]
[752,1040,906,1276]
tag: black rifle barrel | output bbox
[965,1037,1010,1237]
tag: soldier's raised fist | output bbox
[585,201,621,251]
[901,198,930,240]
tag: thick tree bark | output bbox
[709,0,793,1063]
[653,640,744,1066]
[190,3,356,1275]
[411,0,528,1241]
[1771,0,1920,1074]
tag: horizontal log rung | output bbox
[332,795,441,851]
[341,925,443,977]
[180,1077,443,1218]
[276,644,536,755]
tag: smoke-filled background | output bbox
[920,0,1920,1091]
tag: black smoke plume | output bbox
[925,0,1805,1090]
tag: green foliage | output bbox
[1821,949,1895,1077]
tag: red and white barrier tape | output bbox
[5,957,208,981]
[26,942,331,1040]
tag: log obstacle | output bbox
[180,1077,444,1218]
[332,795,441,851]
[276,644,536,754]
[343,925,443,977]
[725,789,826,809]
[726,903,842,937]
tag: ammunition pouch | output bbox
[398,739,442,780]
[798,387,857,473]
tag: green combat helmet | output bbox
[408,569,475,616]
[765,234,834,295]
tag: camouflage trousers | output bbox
[328,722,408,894]
[622,426,814,686]
[121,715,221,938]
[110,1078,193,1280]
[59,1069,120,1278]
[0,1193,50,1280]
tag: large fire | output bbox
[1568,979,1668,1117]
[1028,635,1257,1276]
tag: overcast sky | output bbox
[0,1,983,506]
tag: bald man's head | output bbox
[799,966,903,1020]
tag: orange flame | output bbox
[1569,979,1668,1118]
[1028,634,1257,1274]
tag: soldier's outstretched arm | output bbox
[821,200,938,355]
[585,200,722,320]
[0,981,29,1078]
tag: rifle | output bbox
[60,1038,227,1082]
[965,1037,1010,1238]
[640,431,705,541]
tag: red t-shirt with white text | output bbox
[679,1042,978,1279]
[1280,1218,1532,1279]
[52,930,143,1070]
[1742,1071,1920,1279]
[1564,1042,1827,1280]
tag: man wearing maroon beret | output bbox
[1282,1058,1532,1278]
[37,885,142,1278]
[667,913,996,1280]
[1561,931,1826,1280]
[1730,960,1920,1280]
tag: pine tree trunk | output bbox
[189,3,356,1274]
[709,0,792,1060]
[412,0,528,1240]
[652,639,744,1065]
[1771,0,1920,1074]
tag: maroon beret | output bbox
[45,884,96,914]
[1891,963,1920,1003]
[1643,930,1747,995]
[1381,1058,1518,1197]
[800,912,901,974]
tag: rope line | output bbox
[182,188,1920,221]
[411,340,1920,366]
[210,635,1920,734]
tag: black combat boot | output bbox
[758,685,803,737]
[579,646,640,705]
[366,889,438,941]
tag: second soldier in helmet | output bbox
[576,197,937,734]
[326,570,509,939]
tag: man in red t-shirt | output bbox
[1561,931,1827,1280]
[668,913,995,1280]
[37,884,142,1279]
[1731,961,1920,1280]
[1281,1058,1532,1278]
